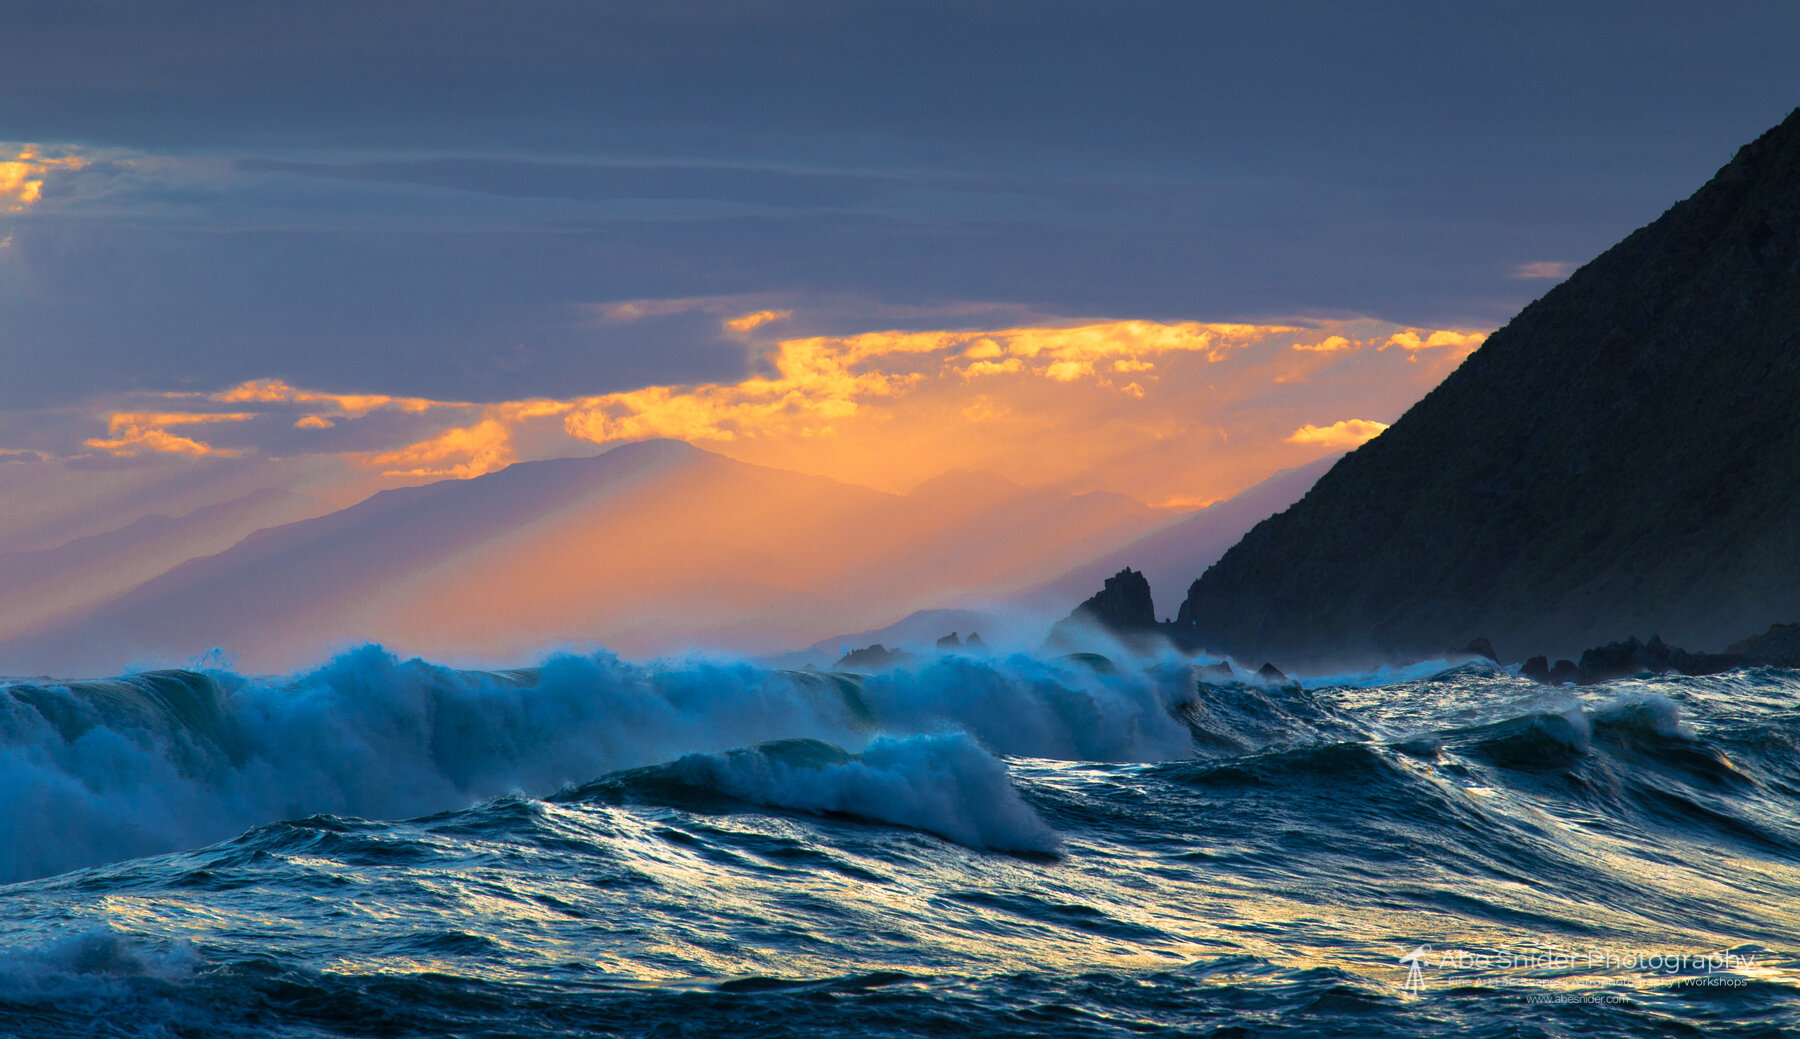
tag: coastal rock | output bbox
[1458,636,1500,664]
[1046,567,1160,648]
[1524,653,1580,684]
[1074,568,1157,633]
[1726,622,1800,666]
[834,644,912,671]
[1574,635,1737,684]
[1254,662,1287,683]
[1198,661,1236,683]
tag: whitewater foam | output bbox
[0,925,198,1005]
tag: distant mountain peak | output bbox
[604,437,706,458]
[906,467,1026,497]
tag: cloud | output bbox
[353,418,517,479]
[1512,261,1573,280]
[1382,328,1487,352]
[346,398,575,477]
[586,296,752,325]
[211,379,437,418]
[0,145,84,212]
[52,313,1487,508]
[724,309,792,332]
[84,412,254,458]
[77,383,455,463]
[555,321,1313,451]
[1285,419,1389,449]
[352,316,1481,503]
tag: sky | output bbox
[3,1,1799,547]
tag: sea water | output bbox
[2,647,1796,1036]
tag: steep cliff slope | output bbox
[1178,108,1800,664]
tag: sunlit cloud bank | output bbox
[38,311,1486,509]
[1286,419,1390,449]
[0,146,84,212]
[85,411,255,457]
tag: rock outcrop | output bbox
[1727,622,1800,665]
[833,644,912,671]
[1573,635,1737,685]
[1517,623,1800,685]
[1522,656,1578,684]
[1046,567,1161,648]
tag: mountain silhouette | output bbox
[1177,107,1800,664]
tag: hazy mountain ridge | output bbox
[1020,454,1339,620]
[1177,107,1800,664]
[0,440,1180,675]
[0,487,333,643]
[764,459,1343,668]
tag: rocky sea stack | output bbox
[1177,108,1800,664]
[1046,567,1160,649]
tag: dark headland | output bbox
[1159,107,1800,668]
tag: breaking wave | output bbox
[0,644,1186,880]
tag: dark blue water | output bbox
[3,647,1797,1036]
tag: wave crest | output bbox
[1,644,1176,880]
[663,735,1062,853]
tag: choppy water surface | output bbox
[3,648,1798,1036]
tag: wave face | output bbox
[4,649,1800,1036]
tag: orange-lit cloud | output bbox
[724,309,792,332]
[552,321,1299,454]
[1382,328,1488,352]
[1285,418,1390,449]
[470,317,1482,502]
[355,419,516,479]
[85,411,253,458]
[81,382,451,462]
[1512,261,1573,280]
[584,295,778,325]
[346,398,574,477]
[212,378,438,418]
[70,314,1490,507]
[0,146,84,212]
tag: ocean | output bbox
[3,646,1796,1036]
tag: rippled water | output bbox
[3,649,1798,1036]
